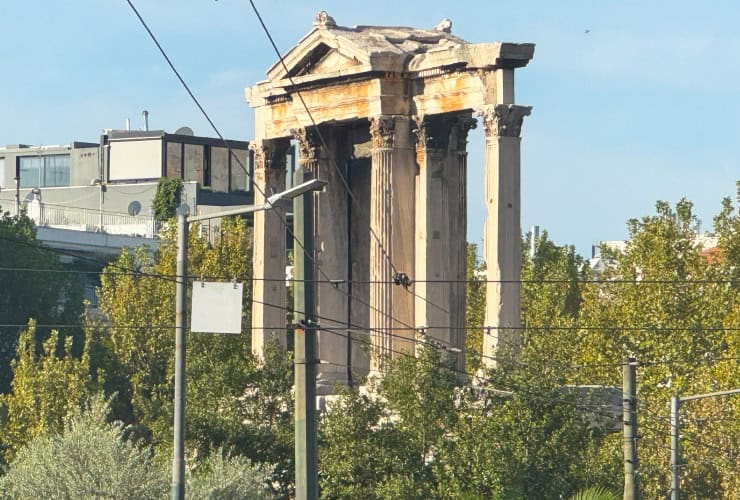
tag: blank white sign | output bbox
[191,281,243,334]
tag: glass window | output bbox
[0,158,5,189]
[19,157,41,188]
[19,154,70,188]
[44,154,70,187]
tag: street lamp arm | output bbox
[185,179,327,223]
[187,203,269,222]
[680,388,740,403]
[267,178,327,205]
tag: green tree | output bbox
[1,394,168,499]
[319,347,600,499]
[520,231,588,369]
[0,322,93,464]
[187,449,274,499]
[94,217,295,494]
[464,243,486,372]
[563,197,739,498]
[0,210,84,393]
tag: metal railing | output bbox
[4,201,161,238]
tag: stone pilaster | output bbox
[478,104,531,366]
[251,139,289,356]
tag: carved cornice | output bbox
[478,104,531,138]
[290,127,320,170]
[370,116,395,149]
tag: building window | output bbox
[203,145,211,187]
[19,154,70,188]
[0,157,5,189]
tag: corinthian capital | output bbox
[251,140,289,172]
[370,116,395,149]
[452,114,477,151]
[478,104,532,138]
[290,127,320,171]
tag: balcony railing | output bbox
[4,200,160,238]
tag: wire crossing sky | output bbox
[2,1,740,255]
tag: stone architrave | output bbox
[251,139,289,355]
[479,104,531,366]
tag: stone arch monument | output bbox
[247,12,534,391]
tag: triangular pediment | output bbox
[266,30,373,83]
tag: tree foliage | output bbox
[187,449,274,500]
[0,322,93,465]
[152,177,183,221]
[1,395,274,499]
[465,243,486,372]
[516,194,740,498]
[0,210,83,393]
[319,347,599,499]
[0,395,167,500]
[94,217,295,495]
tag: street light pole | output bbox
[172,206,188,500]
[670,388,740,500]
[170,178,326,500]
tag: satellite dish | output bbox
[127,200,142,216]
[175,126,194,136]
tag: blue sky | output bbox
[2,1,739,256]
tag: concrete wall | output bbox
[0,181,198,217]
[0,143,98,191]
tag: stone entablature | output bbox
[247,12,533,141]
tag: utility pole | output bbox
[293,166,319,500]
[670,388,740,500]
[623,356,639,500]
[670,395,680,500]
[172,206,189,500]
[169,179,325,500]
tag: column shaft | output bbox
[298,127,350,392]
[479,105,531,365]
[369,117,395,373]
[413,116,451,349]
[251,140,289,355]
[449,115,476,370]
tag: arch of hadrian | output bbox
[247,12,533,392]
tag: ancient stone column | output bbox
[448,114,476,369]
[479,104,531,366]
[368,116,416,373]
[413,115,452,351]
[295,126,350,393]
[369,116,395,373]
[251,139,289,356]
